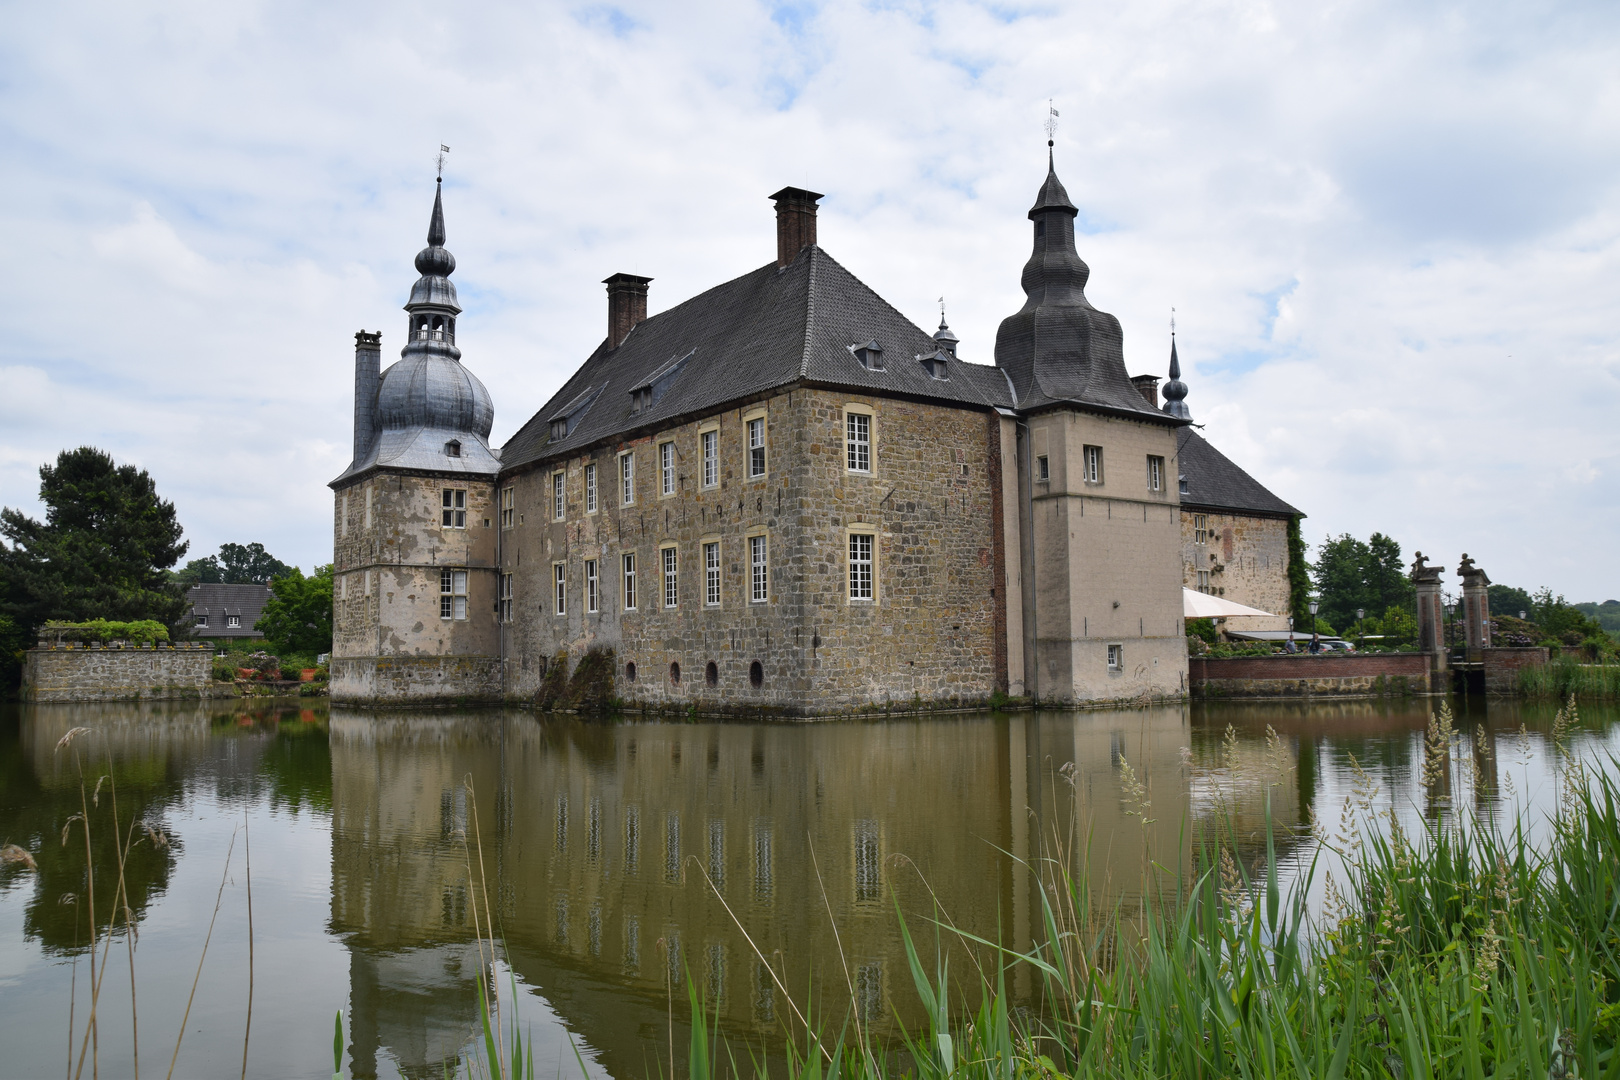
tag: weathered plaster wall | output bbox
[1180,511,1292,633]
[21,645,220,702]
[1024,409,1188,704]
[333,472,500,704]
[499,387,1003,715]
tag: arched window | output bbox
[669,661,681,685]
[625,661,637,683]
[749,661,763,688]
[705,661,718,687]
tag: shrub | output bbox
[43,618,171,645]
[211,657,238,682]
[536,650,570,708]
[244,651,281,680]
[563,646,617,712]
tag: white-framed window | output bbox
[584,463,598,514]
[662,546,678,608]
[1194,514,1208,545]
[622,553,637,610]
[500,573,513,621]
[701,429,718,488]
[552,471,566,520]
[442,489,467,528]
[620,453,635,506]
[585,560,599,613]
[845,411,871,472]
[195,614,209,627]
[553,563,567,615]
[1147,455,1164,493]
[500,487,514,529]
[1037,455,1049,482]
[1082,445,1103,484]
[364,486,374,528]
[749,534,768,603]
[848,531,874,601]
[660,441,676,496]
[1107,644,1123,671]
[440,569,467,619]
[227,615,241,628]
[340,494,349,537]
[746,417,766,478]
[703,541,720,606]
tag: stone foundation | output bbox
[331,654,504,707]
[21,644,220,703]
[1189,652,1437,698]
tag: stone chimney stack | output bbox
[353,331,382,463]
[604,273,652,349]
[1130,375,1160,409]
[771,187,823,268]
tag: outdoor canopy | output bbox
[1182,588,1275,619]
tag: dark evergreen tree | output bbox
[0,447,188,635]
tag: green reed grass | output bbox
[677,704,1620,1080]
[1522,655,1620,700]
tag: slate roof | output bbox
[187,583,273,638]
[500,246,1015,473]
[1176,428,1300,519]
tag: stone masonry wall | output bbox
[1482,647,1549,695]
[329,654,504,706]
[22,644,219,702]
[1190,652,1434,698]
[1181,511,1292,632]
[499,387,999,715]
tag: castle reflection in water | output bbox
[326,707,1310,1078]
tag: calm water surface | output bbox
[1,697,1614,1079]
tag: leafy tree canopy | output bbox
[256,565,333,656]
[174,542,293,585]
[1310,531,1414,633]
[1488,584,1536,618]
[0,447,188,635]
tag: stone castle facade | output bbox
[330,160,1301,713]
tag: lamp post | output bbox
[1309,598,1320,640]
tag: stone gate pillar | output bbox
[1411,552,1447,679]
[1458,554,1492,653]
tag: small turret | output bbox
[934,312,959,358]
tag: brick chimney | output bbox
[603,273,652,349]
[353,331,382,463]
[1130,374,1160,409]
[771,187,823,268]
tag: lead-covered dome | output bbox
[376,353,494,439]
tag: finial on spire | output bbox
[436,143,450,182]
[934,296,959,357]
[1161,313,1190,420]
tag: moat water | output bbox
[1,696,1615,1079]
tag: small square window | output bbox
[195,614,209,627]
[1107,644,1123,671]
[227,615,241,628]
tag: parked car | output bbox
[1320,640,1355,652]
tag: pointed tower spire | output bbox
[1162,327,1191,420]
[404,179,462,362]
[934,299,959,358]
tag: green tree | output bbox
[1310,531,1415,632]
[173,556,225,585]
[174,542,292,586]
[0,447,188,636]
[256,565,333,656]
[1286,516,1311,627]
[1488,584,1536,618]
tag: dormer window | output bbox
[550,418,569,441]
[444,439,462,458]
[920,352,950,380]
[630,387,653,415]
[851,341,884,371]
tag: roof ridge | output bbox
[810,247,934,346]
[799,247,818,379]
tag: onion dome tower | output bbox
[1161,333,1191,421]
[335,178,498,482]
[993,147,1171,418]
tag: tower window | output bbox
[749,535,768,603]
[444,440,461,458]
[1107,644,1123,671]
[441,489,466,528]
[553,563,567,615]
[662,546,679,609]
[1037,455,1049,482]
[622,553,637,610]
[1082,445,1103,484]
[845,412,871,472]
[746,418,767,478]
[701,429,718,488]
[500,487,514,529]
[849,532,874,601]
[585,560,599,613]
[1147,455,1164,492]
[440,569,468,620]
[500,573,513,622]
[704,541,721,606]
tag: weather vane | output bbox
[1170,306,1176,338]
[1045,100,1059,147]
[436,144,450,181]
[938,296,946,321]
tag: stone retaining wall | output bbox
[1189,652,1436,699]
[330,654,504,707]
[22,644,220,703]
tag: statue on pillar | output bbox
[1457,554,1492,650]
[1411,552,1447,661]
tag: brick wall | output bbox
[22,644,220,702]
[1482,647,1549,695]
[1190,652,1434,698]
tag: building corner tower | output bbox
[328,179,504,705]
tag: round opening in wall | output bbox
[670,662,681,684]
[705,661,718,687]
[625,661,636,683]
[749,661,763,689]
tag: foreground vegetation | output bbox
[652,703,1620,1080]
[1522,655,1620,701]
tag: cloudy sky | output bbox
[3,0,1616,599]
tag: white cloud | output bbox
[1,0,1617,597]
